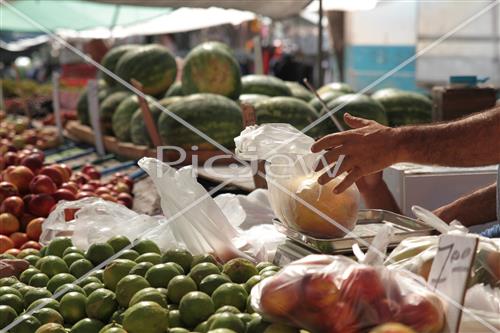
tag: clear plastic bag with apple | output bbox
[234,124,360,239]
[251,254,446,333]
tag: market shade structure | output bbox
[90,0,312,19]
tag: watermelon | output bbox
[76,81,119,126]
[241,75,292,97]
[315,94,388,136]
[157,93,242,150]
[115,44,177,97]
[99,91,132,135]
[164,81,184,98]
[203,41,234,55]
[317,82,354,96]
[285,81,314,101]
[309,90,347,113]
[238,94,269,106]
[112,94,154,142]
[371,88,432,126]
[100,44,140,86]
[182,42,241,99]
[254,97,318,130]
[130,96,183,147]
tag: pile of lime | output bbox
[0,236,292,333]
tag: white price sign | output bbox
[427,234,478,333]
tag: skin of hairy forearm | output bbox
[434,183,497,226]
[398,107,500,167]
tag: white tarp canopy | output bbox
[90,0,312,19]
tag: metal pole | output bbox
[318,0,324,86]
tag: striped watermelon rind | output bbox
[164,81,184,98]
[254,96,318,130]
[317,82,354,95]
[112,94,154,142]
[241,75,292,97]
[99,91,132,136]
[157,93,243,150]
[100,44,140,86]
[372,88,432,126]
[115,44,177,97]
[309,90,347,113]
[285,81,314,102]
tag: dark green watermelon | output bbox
[115,44,177,97]
[182,42,242,99]
[76,81,118,126]
[202,41,234,55]
[112,94,154,142]
[316,94,388,136]
[371,88,432,126]
[285,81,314,102]
[241,75,292,97]
[99,91,132,135]
[238,94,270,106]
[100,44,140,86]
[130,96,183,147]
[309,90,347,113]
[157,93,242,150]
[164,81,184,98]
[317,82,354,96]
[254,97,318,130]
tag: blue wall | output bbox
[345,45,420,92]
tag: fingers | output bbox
[314,146,345,171]
[311,133,348,153]
[334,167,362,194]
[344,113,374,129]
[318,156,354,185]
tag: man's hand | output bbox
[0,259,29,278]
[311,113,402,193]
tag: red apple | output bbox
[61,182,78,194]
[88,180,102,188]
[4,165,35,193]
[29,175,57,194]
[20,240,42,250]
[71,172,90,185]
[0,196,24,218]
[114,182,130,193]
[28,194,56,217]
[53,189,76,201]
[368,323,417,333]
[21,154,43,173]
[341,266,386,304]
[76,191,95,199]
[39,166,64,187]
[10,232,29,248]
[80,184,96,192]
[99,193,117,202]
[81,164,95,174]
[64,208,79,221]
[0,181,19,201]
[51,164,70,182]
[59,164,72,180]
[22,194,36,208]
[20,213,36,231]
[4,151,19,166]
[302,272,340,309]
[260,275,301,318]
[323,301,359,333]
[397,293,444,333]
[117,192,133,208]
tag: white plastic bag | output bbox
[461,284,500,332]
[235,123,360,239]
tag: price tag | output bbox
[52,73,63,140]
[427,234,478,333]
[131,79,162,147]
[87,79,105,156]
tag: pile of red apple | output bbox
[257,255,445,333]
[0,146,134,255]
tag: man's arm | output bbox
[356,172,401,214]
[311,107,500,192]
[433,183,497,227]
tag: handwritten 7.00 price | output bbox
[430,244,473,286]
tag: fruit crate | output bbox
[273,209,434,256]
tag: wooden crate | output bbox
[432,86,497,121]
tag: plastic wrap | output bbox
[235,124,360,239]
[251,254,446,333]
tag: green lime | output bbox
[77,276,101,287]
[132,239,160,254]
[0,254,16,260]
[207,329,237,333]
[129,262,153,276]
[37,256,69,277]
[245,297,254,314]
[26,298,60,312]
[216,305,240,314]
[34,323,66,333]
[246,317,269,333]
[38,246,47,257]
[195,321,209,333]
[211,283,247,311]
[46,237,73,257]
[191,254,219,269]
[189,263,221,286]
[222,259,258,284]
[24,289,52,308]
[168,309,182,327]
[103,259,136,291]
[235,313,253,325]
[107,236,131,252]
[129,287,167,308]
[17,248,41,259]
[20,268,41,284]
[259,266,279,274]
[88,269,104,281]
[10,282,26,291]
[24,255,41,266]
[255,262,273,272]
[62,246,84,257]
[59,291,87,324]
[0,304,17,329]
[199,274,231,296]
[145,263,180,288]
[16,284,33,297]
[47,273,76,293]
[9,314,41,333]
[167,275,197,304]
[243,275,262,294]
[83,282,104,296]
[115,274,150,307]
[135,252,162,265]
[99,322,126,333]
[123,301,168,333]
[0,293,23,314]
[0,286,22,298]
[118,249,139,261]
[260,270,277,279]
[63,253,85,267]
[208,313,245,333]
[86,288,118,322]
[54,283,85,299]
[86,243,115,266]
[170,328,190,333]
[29,273,49,287]
[32,308,64,325]
[179,291,215,328]
[71,318,105,333]
[110,308,125,324]
[69,258,94,278]
[161,248,193,273]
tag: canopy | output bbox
[89,0,312,19]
